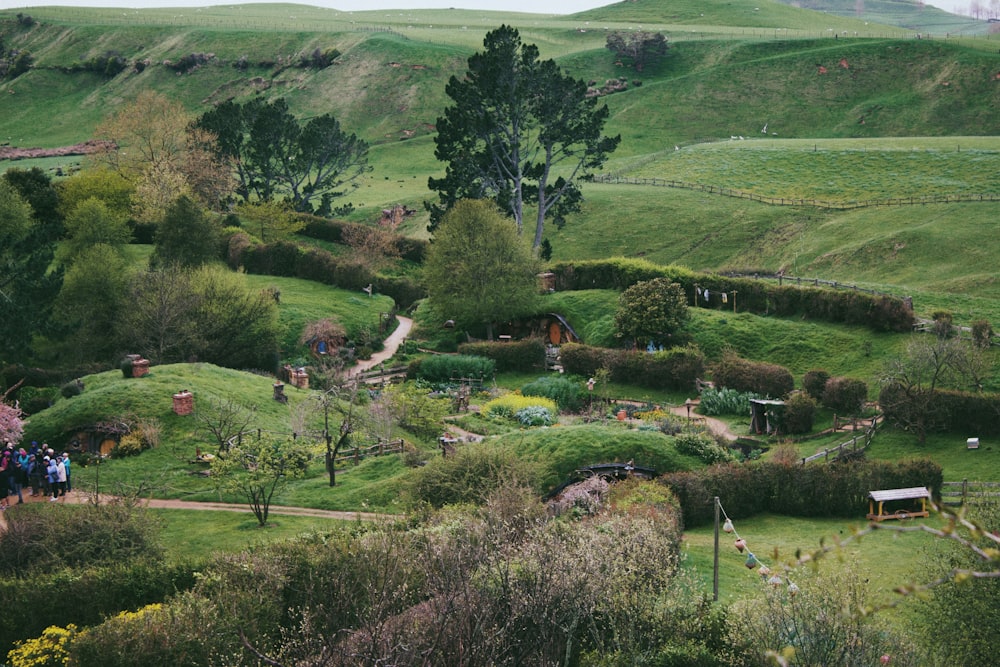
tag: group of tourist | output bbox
[0,441,72,510]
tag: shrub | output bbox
[672,432,735,465]
[405,443,539,507]
[821,376,868,414]
[558,343,704,391]
[698,387,759,416]
[7,624,77,667]
[780,391,816,434]
[459,338,546,373]
[971,319,994,349]
[515,405,555,426]
[520,375,586,412]
[482,394,558,421]
[802,369,830,401]
[59,379,84,398]
[411,354,495,385]
[111,432,146,458]
[710,351,793,398]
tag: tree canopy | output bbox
[428,25,620,250]
[614,278,689,349]
[605,31,669,72]
[197,98,369,215]
[423,199,539,340]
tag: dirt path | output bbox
[666,405,739,442]
[349,315,412,377]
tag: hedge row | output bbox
[0,561,196,656]
[710,352,794,398]
[240,241,426,309]
[879,384,1000,437]
[298,215,428,263]
[457,338,547,373]
[559,342,705,391]
[407,354,496,384]
[659,458,943,528]
[548,258,914,333]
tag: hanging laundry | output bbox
[703,289,710,301]
[721,292,728,304]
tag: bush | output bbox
[520,375,586,412]
[410,354,495,385]
[802,369,830,401]
[660,458,943,528]
[59,379,84,398]
[558,343,704,392]
[405,443,539,507]
[515,405,556,426]
[971,319,994,349]
[459,338,546,373]
[698,387,759,416]
[821,376,868,414]
[780,391,816,434]
[710,352,793,398]
[672,432,735,465]
[481,394,559,421]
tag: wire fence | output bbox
[590,174,1000,210]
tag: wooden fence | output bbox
[940,479,1000,507]
[334,438,407,466]
[801,417,879,464]
[591,174,1000,211]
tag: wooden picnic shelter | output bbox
[866,486,931,522]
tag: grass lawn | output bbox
[154,508,361,564]
[681,512,942,624]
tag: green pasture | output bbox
[622,137,1000,201]
[682,512,940,617]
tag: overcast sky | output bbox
[0,1,978,16]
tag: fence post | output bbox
[962,478,968,504]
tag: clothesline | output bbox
[718,499,800,595]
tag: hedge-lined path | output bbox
[349,315,413,377]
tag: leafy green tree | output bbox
[152,195,221,268]
[197,98,369,214]
[211,433,310,526]
[428,25,620,250]
[55,167,134,222]
[614,278,689,348]
[0,179,62,362]
[423,199,539,340]
[56,197,131,266]
[55,244,131,363]
[234,199,303,243]
[188,265,280,370]
[605,30,669,72]
[121,266,202,364]
[3,166,61,228]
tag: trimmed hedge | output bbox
[240,241,425,308]
[559,343,704,391]
[880,385,1000,437]
[458,338,546,373]
[660,458,943,528]
[408,354,495,384]
[298,215,428,263]
[822,376,869,414]
[710,352,794,398]
[548,258,914,333]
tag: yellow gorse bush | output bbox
[7,624,78,667]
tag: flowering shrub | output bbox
[481,394,558,422]
[7,624,78,667]
[0,401,24,443]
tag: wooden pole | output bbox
[713,496,720,602]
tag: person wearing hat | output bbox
[46,455,60,501]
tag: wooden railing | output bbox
[940,479,1000,506]
[801,416,879,464]
[334,438,407,465]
